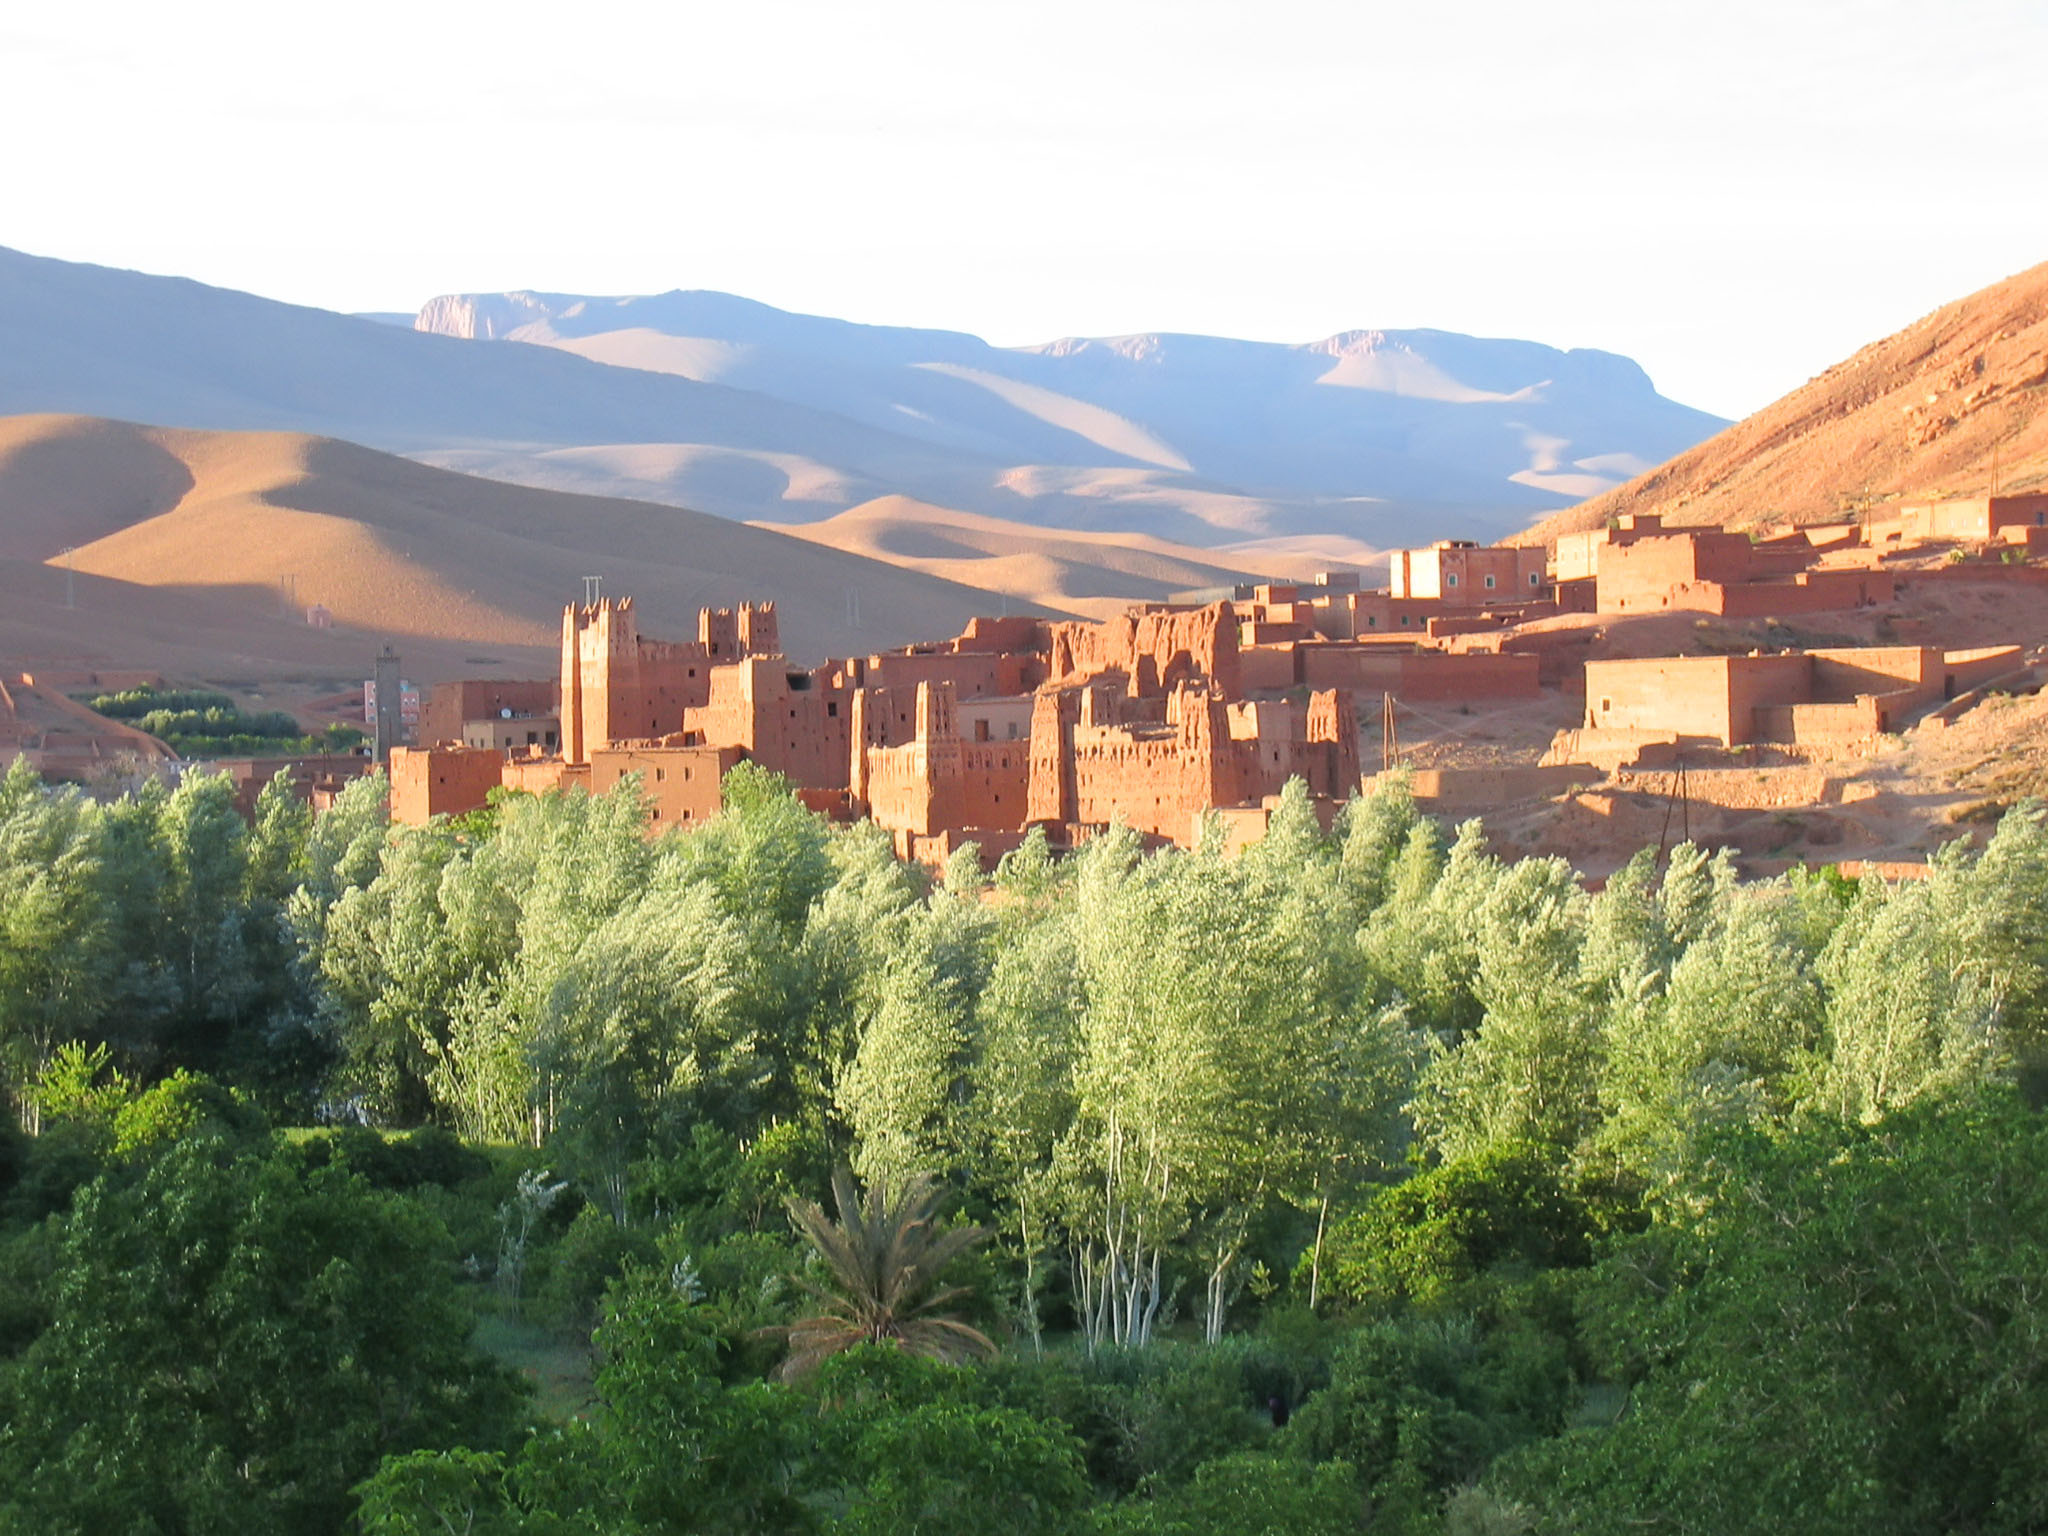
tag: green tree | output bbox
[1819,868,2003,1121]
[1506,1091,2048,1535]
[0,761,113,1127]
[1597,885,1821,1177]
[968,910,1083,1351]
[0,1137,522,1535]
[838,881,993,1189]
[1409,853,1600,1166]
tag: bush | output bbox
[112,1071,267,1156]
[1082,1344,1273,1492]
[0,1221,58,1357]
[1099,1453,1363,1536]
[1319,1147,1608,1313]
[1,1125,106,1224]
[298,1126,492,1192]
[538,1205,660,1331]
[1283,1313,1572,1526]
[0,1121,29,1203]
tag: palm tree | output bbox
[778,1167,995,1380]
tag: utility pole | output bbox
[1657,754,1690,860]
[1381,691,1400,772]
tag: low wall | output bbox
[1238,644,1298,692]
[1898,565,2048,592]
[1299,646,1541,700]
[1611,763,1832,811]
[1752,691,1918,743]
[1712,570,1896,617]
[1945,646,2026,694]
[1368,763,1603,810]
[1543,727,1682,772]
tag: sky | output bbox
[3,0,2045,420]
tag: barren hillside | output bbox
[755,495,1307,620]
[0,415,1062,683]
[1518,260,2048,545]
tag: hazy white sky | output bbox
[3,0,2044,418]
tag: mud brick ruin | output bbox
[373,489,2047,864]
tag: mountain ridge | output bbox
[0,243,1727,553]
[409,284,1721,519]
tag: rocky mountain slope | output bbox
[1519,260,2048,544]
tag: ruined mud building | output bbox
[387,489,2048,854]
[394,595,1400,857]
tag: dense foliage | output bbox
[84,684,365,757]
[2,752,2045,1533]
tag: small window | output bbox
[1367,615,1378,628]
[1484,574,1496,589]
[683,767,693,781]
[1528,571,1540,586]
[1600,698,1612,714]
[688,668,697,678]
[1447,573,1459,587]
[655,767,666,782]
[828,701,839,717]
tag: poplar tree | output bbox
[0,761,112,1129]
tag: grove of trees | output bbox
[2,752,2045,1533]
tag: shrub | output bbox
[1319,1147,1606,1313]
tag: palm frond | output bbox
[777,1166,992,1379]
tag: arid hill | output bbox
[0,415,1063,684]
[755,495,1306,620]
[1518,259,2048,545]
